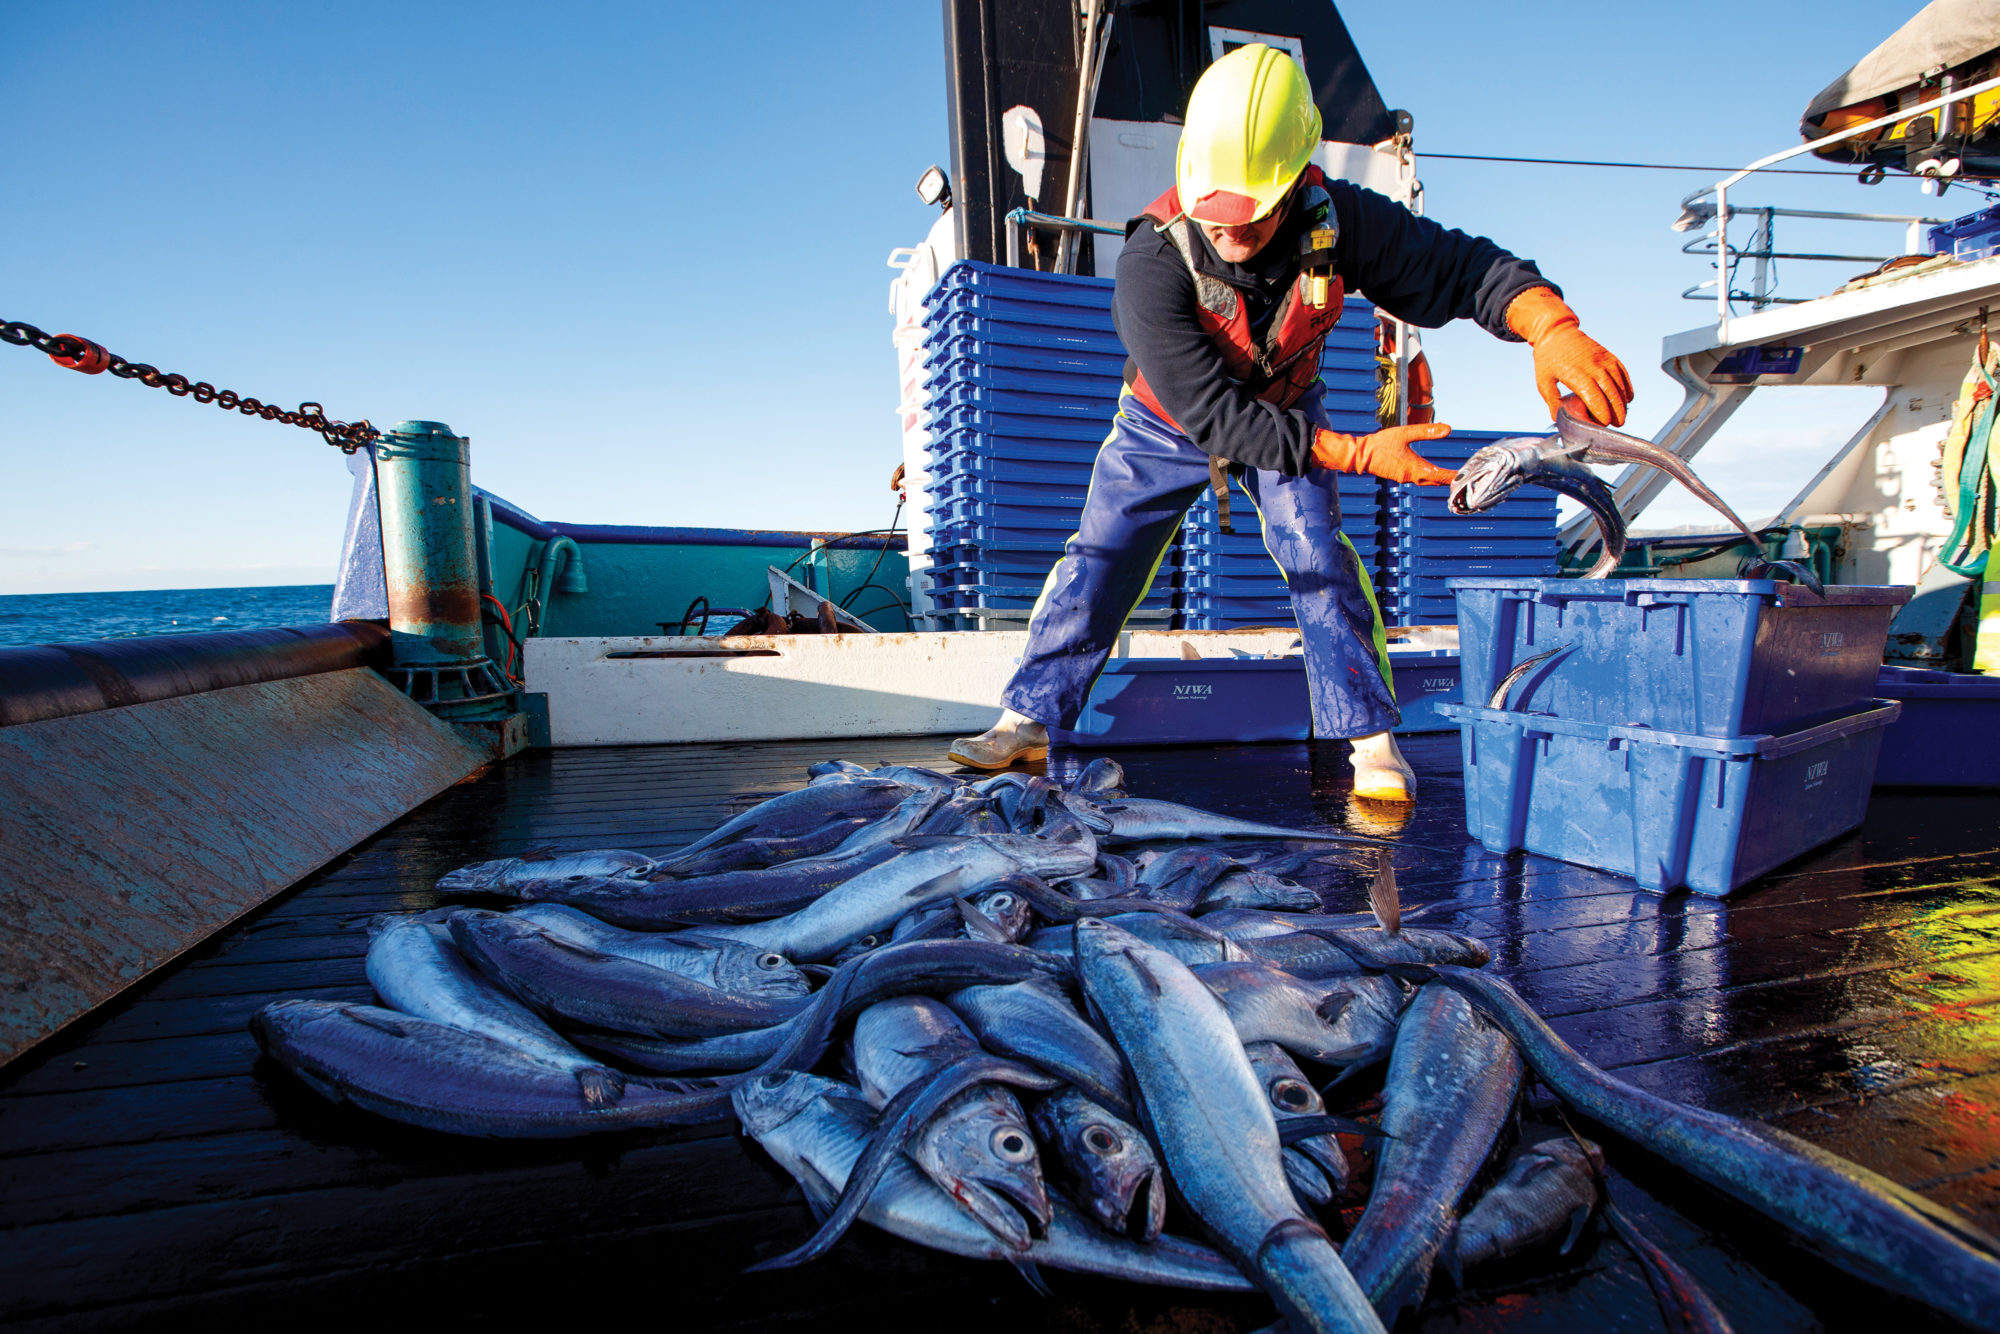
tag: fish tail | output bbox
[1369,850,1401,936]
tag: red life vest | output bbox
[1126,164,1345,434]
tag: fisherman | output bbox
[948,44,1632,799]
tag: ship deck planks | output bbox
[2,735,1997,1330]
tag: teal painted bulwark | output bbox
[482,500,912,638]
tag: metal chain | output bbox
[0,319,380,453]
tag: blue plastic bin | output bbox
[1451,577,1913,738]
[1050,658,1310,747]
[1389,651,1463,732]
[1441,699,1901,895]
[1872,666,2000,786]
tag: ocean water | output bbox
[0,585,336,647]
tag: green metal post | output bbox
[372,421,522,750]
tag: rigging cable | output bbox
[1422,152,1857,177]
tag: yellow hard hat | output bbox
[1176,44,1321,226]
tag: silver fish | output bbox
[1196,870,1321,913]
[962,884,1034,943]
[1554,411,1821,594]
[1193,962,1408,1070]
[1449,435,1627,579]
[946,976,1135,1120]
[696,835,1096,961]
[518,845,900,927]
[1604,1199,1738,1334]
[655,777,911,869]
[1064,794,1392,848]
[1245,1041,1351,1209]
[732,1071,1256,1292]
[852,998,1052,1249]
[508,903,809,1000]
[448,909,810,1037]
[1488,646,1570,711]
[1137,848,1236,910]
[1339,983,1528,1323]
[1074,918,1388,1334]
[1443,1136,1602,1281]
[1024,912,1248,968]
[1033,1088,1166,1242]
[252,1000,728,1136]
[1070,756,1126,797]
[1425,964,2000,1331]
[436,848,654,894]
[363,916,625,1108]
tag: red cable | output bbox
[481,593,521,683]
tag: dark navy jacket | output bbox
[1112,179,1555,474]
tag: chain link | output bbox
[0,319,381,453]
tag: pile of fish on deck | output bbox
[253,759,2000,1332]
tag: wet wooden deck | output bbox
[1,735,1995,1330]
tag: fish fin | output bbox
[823,1094,881,1127]
[1009,1258,1053,1298]
[1440,1228,1465,1288]
[1559,1202,1592,1255]
[1279,1113,1390,1143]
[1314,992,1355,1025]
[890,835,964,850]
[954,895,1011,943]
[797,964,838,983]
[518,846,559,862]
[339,1006,411,1037]
[1380,961,1436,986]
[1369,850,1401,935]
[1118,948,1163,999]
[576,1066,627,1109]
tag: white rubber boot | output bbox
[1348,729,1416,803]
[947,709,1050,770]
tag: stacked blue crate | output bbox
[1386,428,1559,625]
[1181,300,1391,630]
[917,261,1179,625]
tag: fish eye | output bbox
[759,1073,789,1089]
[991,1127,1035,1163]
[1082,1124,1121,1155]
[988,895,1014,912]
[756,953,785,970]
[1272,1079,1316,1112]
[1078,918,1103,930]
[859,935,878,948]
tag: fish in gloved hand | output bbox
[1448,402,1821,591]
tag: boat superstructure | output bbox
[2,3,1998,1329]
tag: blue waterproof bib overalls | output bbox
[998,382,1400,740]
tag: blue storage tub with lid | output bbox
[1440,699,1901,895]
[1050,658,1311,746]
[1873,666,2000,786]
[1451,577,1913,739]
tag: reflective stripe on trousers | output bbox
[998,388,1401,739]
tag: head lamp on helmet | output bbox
[1175,43,1322,226]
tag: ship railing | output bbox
[1674,73,2000,340]
[1003,208,1123,270]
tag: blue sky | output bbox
[0,1,1959,592]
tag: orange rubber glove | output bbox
[1506,286,1634,427]
[1311,422,1456,485]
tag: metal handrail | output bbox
[1674,203,1948,308]
[1681,74,2000,338]
[1005,207,1124,270]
